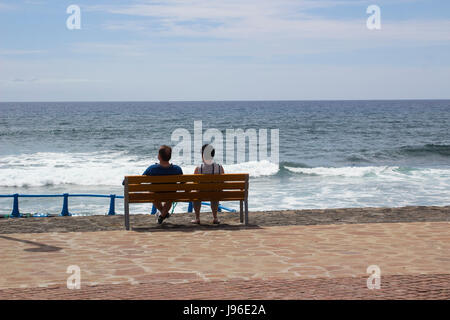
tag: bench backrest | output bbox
[123,174,249,203]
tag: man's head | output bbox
[158,145,172,163]
[202,144,215,165]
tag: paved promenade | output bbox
[0,219,449,299]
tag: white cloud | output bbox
[90,0,450,45]
[0,2,14,10]
[0,49,47,55]
[2,59,449,101]
[70,42,150,57]
[6,77,91,84]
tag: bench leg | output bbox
[124,200,130,231]
[240,200,244,223]
[244,199,248,226]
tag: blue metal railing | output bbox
[0,193,123,217]
[0,193,236,218]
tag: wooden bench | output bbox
[123,174,249,230]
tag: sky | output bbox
[0,0,449,101]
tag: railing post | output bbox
[107,194,116,215]
[188,202,193,213]
[11,194,21,218]
[60,193,72,216]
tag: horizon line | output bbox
[1,98,450,104]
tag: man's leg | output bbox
[161,201,173,218]
[153,201,164,213]
[192,201,201,223]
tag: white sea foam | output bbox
[1,152,449,215]
[1,150,449,188]
[284,165,450,179]
[222,160,279,177]
[0,151,280,187]
[0,151,141,187]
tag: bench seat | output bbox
[123,173,249,230]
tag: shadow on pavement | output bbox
[0,235,62,252]
[132,223,262,233]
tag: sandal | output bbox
[191,219,200,224]
[212,219,220,224]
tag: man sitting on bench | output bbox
[143,145,183,224]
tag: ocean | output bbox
[1,100,449,215]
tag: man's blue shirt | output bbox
[143,163,183,176]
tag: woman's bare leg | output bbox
[193,201,201,223]
[211,201,219,223]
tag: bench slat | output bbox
[128,182,246,192]
[128,191,245,202]
[126,174,248,184]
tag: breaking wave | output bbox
[1,151,449,188]
[284,165,450,179]
[0,151,280,187]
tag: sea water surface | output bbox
[0,100,449,215]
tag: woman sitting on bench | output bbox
[192,144,224,225]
